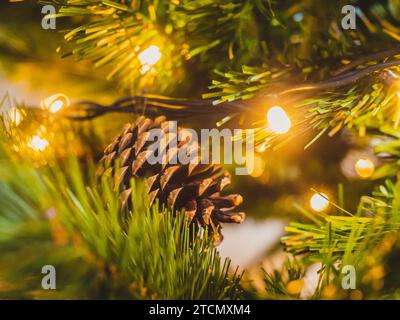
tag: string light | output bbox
[310,192,330,212]
[355,157,375,179]
[138,45,162,74]
[49,100,64,113]
[28,136,49,152]
[267,106,291,134]
[40,93,70,114]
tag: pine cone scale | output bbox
[98,116,246,244]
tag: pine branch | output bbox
[171,0,273,66]
[42,0,183,92]
[372,127,400,179]
[262,259,305,299]
[280,179,400,298]
[0,117,244,299]
[283,195,388,256]
[205,57,400,147]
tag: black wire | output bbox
[279,59,400,96]
[63,50,400,121]
[66,95,257,121]
[331,46,400,76]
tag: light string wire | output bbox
[31,47,400,122]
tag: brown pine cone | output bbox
[98,116,245,244]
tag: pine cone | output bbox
[98,116,245,244]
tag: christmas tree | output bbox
[1,0,400,300]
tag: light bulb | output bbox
[28,136,49,152]
[41,93,70,114]
[355,157,375,179]
[49,100,64,113]
[310,192,329,212]
[267,106,291,134]
[138,45,162,73]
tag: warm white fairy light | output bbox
[355,157,375,179]
[267,106,291,134]
[138,45,162,74]
[41,93,70,114]
[310,192,330,212]
[49,100,64,113]
[28,136,49,152]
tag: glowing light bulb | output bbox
[310,192,329,212]
[138,45,162,74]
[49,100,64,113]
[28,136,49,152]
[41,93,70,114]
[355,157,375,179]
[267,106,291,134]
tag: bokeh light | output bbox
[138,45,162,74]
[310,192,330,212]
[267,106,291,134]
[355,157,375,179]
[41,93,70,114]
[28,136,49,152]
